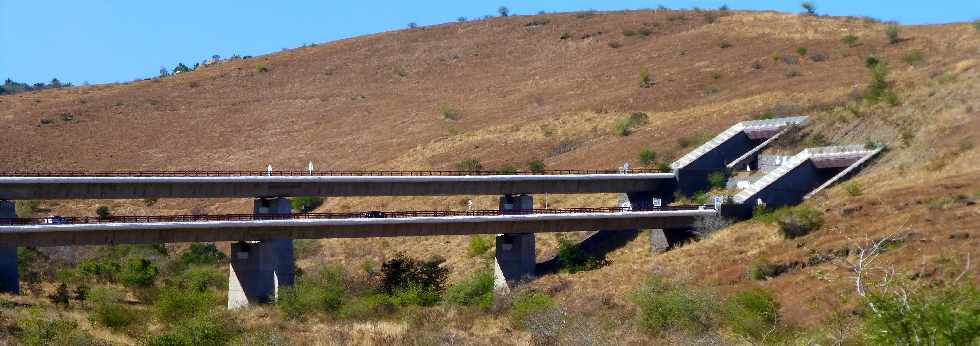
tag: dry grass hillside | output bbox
[0,9,978,345]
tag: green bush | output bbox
[256,63,269,72]
[175,265,225,292]
[707,171,727,189]
[557,238,603,273]
[796,47,808,56]
[444,270,495,309]
[885,25,901,44]
[678,134,708,148]
[339,293,396,320]
[527,160,545,172]
[497,164,518,174]
[47,283,70,306]
[291,196,323,212]
[96,205,111,218]
[17,314,100,346]
[846,182,863,197]
[143,313,238,346]
[466,236,491,257]
[863,284,980,345]
[719,40,732,48]
[277,265,346,319]
[390,284,441,306]
[456,159,483,172]
[749,259,780,280]
[615,112,649,136]
[440,104,461,120]
[118,257,158,288]
[634,279,718,336]
[656,162,671,171]
[92,300,140,330]
[155,287,214,322]
[178,243,226,267]
[773,206,823,238]
[78,258,121,283]
[901,50,924,65]
[510,290,557,328]
[842,34,859,46]
[723,288,781,340]
[640,67,652,88]
[636,147,657,166]
[379,254,449,296]
[15,200,40,218]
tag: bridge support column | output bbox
[494,194,535,291]
[626,192,671,253]
[228,197,295,309]
[0,200,17,294]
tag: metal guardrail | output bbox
[0,206,711,226]
[0,169,671,178]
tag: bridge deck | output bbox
[0,207,714,247]
[0,172,676,199]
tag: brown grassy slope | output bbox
[1,11,958,173]
[1,10,978,342]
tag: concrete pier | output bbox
[494,194,535,290]
[0,200,17,294]
[626,192,670,253]
[228,197,295,309]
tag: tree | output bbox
[173,63,191,74]
[498,6,510,17]
[49,78,62,88]
[118,257,159,287]
[96,205,111,218]
[159,67,170,77]
[407,22,418,29]
[801,2,816,15]
[885,25,901,44]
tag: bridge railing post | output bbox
[494,194,535,291]
[228,197,294,309]
[0,200,17,294]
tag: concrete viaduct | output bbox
[3,115,868,309]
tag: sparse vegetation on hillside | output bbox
[615,112,649,136]
[885,25,901,44]
[637,147,657,165]
[291,196,323,212]
[527,160,545,172]
[639,67,653,88]
[773,206,823,238]
[842,34,859,46]
[439,104,461,120]
[456,159,483,172]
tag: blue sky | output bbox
[2,1,977,85]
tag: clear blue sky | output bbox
[2,1,977,85]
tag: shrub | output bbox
[773,206,823,238]
[845,182,863,196]
[291,196,323,212]
[175,265,225,292]
[526,18,550,27]
[749,258,779,281]
[678,134,707,148]
[785,68,801,78]
[711,71,722,80]
[143,313,238,346]
[636,148,657,166]
[707,171,727,189]
[173,63,191,74]
[390,284,441,306]
[801,2,816,15]
[885,25,901,44]
[615,112,649,136]
[78,258,121,282]
[842,34,859,46]
[639,67,652,88]
[379,254,449,296]
[17,315,99,346]
[719,40,732,48]
[864,63,893,104]
[863,284,980,345]
[901,50,924,65]
[255,63,269,72]
[155,287,214,322]
[445,270,495,309]
[556,238,603,273]
[456,159,483,172]
[48,283,71,307]
[608,41,623,49]
[527,160,545,172]
[92,301,140,330]
[143,198,158,207]
[510,290,557,328]
[975,20,980,32]
[277,281,345,319]
[467,235,491,257]
[118,257,158,288]
[95,205,111,218]
[439,104,461,120]
[498,6,509,17]
[634,278,718,336]
[179,243,226,267]
[14,200,40,217]
[559,32,570,40]
[656,162,671,171]
[723,288,781,341]
[796,47,808,56]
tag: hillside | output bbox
[1,9,978,345]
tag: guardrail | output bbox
[0,206,711,226]
[0,169,671,177]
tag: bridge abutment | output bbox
[228,197,295,309]
[0,200,17,294]
[494,194,535,291]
